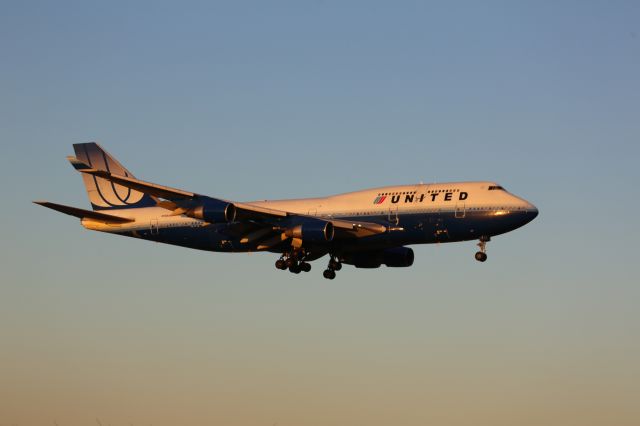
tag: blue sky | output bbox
[1,1,639,425]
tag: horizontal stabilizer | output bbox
[66,155,91,170]
[33,201,134,223]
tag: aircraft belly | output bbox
[436,210,538,241]
[332,209,538,250]
[110,210,536,254]
[118,224,247,252]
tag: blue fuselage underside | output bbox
[117,209,537,254]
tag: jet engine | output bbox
[381,246,415,267]
[187,198,236,223]
[285,218,334,243]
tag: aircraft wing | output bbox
[69,156,387,241]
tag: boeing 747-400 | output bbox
[36,143,538,279]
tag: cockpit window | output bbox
[488,185,505,191]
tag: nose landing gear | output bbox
[323,269,336,280]
[475,236,490,262]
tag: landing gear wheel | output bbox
[475,236,490,262]
[289,264,302,274]
[275,259,287,270]
[329,260,342,271]
[300,262,311,272]
[285,257,296,268]
[475,251,487,262]
[323,269,336,280]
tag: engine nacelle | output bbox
[285,219,334,243]
[347,253,382,268]
[344,247,414,268]
[187,199,236,223]
[381,246,414,267]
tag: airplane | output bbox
[35,143,538,279]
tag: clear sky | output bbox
[1,1,639,425]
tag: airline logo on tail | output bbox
[73,143,156,210]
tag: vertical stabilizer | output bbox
[72,142,156,210]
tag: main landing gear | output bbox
[275,251,342,279]
[275,252,312,274]
[475,236,490,262]
[323,256,342,280]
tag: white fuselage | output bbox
[81,181,536,239]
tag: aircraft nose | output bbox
[527,203,539,220]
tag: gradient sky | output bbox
[1,1,639,425]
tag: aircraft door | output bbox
[388,205,399,226]
[150,218,159,235]
[455,203,466,218]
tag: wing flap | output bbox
[331,218,387,236]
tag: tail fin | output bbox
[72,142,156,210]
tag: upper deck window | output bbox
[488,185,505,191]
